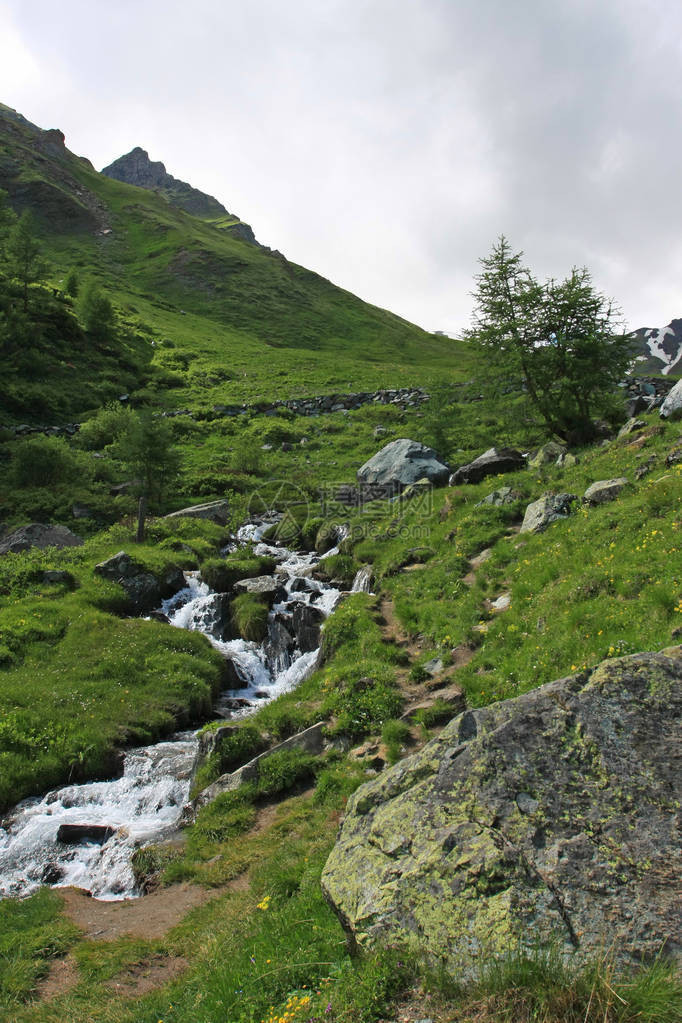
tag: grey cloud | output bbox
[2,0,681,332]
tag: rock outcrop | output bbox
[583,478,629,505]
[94,551,185,613]
[322,647,682,977]
[163,500,231,526]
[0,523,83,555]
[357,439,450,494]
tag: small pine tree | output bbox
[64,268,79,298]
[6,211,48,311]
[114,411,180,541]
[79,281,115,341]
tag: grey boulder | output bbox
[583,478,629,505]
[357,439,449,492]
[321,647,682,978]
[0,523,83,556]
[659,378,682,420]
[94,551,185,613]
[520,493,575,534]
[450,447,525,485]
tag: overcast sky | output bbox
[1,0,680,334]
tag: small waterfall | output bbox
[351,565,374,593]
[0,521,341,901]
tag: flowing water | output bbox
[0,522,341,900]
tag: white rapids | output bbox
[0,521,341,901]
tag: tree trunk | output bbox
[136,495,147,543]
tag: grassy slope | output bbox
[0,104,469,426]
[0,104,680,1023]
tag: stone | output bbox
[528,442,566,468]
[163,499,231,526]
[357,439,449,493]
[476,486,521,508]
[555,451,577,468]
[450,447,525,486]
[583,478,629,505]
[520,493,576,534]
[94,551,185,614]
[490,592,511,612]
[192,721,326,811]
[322,647,682,978]
[42,570,76,588]
[617,418,646,439]
[0,523,83,556]
[422,657,444,677]
[659,378,682,420]
[57,824,116,845]
[401,683,466,723]
[291,602,325,653]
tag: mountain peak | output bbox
[102,147,230,220]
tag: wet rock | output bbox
[148,610,171,624]
[0,523,83,556]
[291,603,325,652]
[56,824,116,845]
[322,646,682,977]
[450,447,525,485]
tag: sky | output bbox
[1,0,680,335]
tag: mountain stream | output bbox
[0,522,344,901]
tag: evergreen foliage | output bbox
[467,236,634,441]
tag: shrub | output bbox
[382,719,411,764]
[77,403,132,450]
[9,435,86,487]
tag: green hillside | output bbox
[0,102,680,1023]
[0,103,467,428]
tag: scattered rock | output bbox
[476,486,521,508]
[450,447,525,486]
[490,592,511,612]
[528,442,566,468]
[0,523,83,556]
[322,646,682,977]
[233,575,287,605]
[617,418,646,439]
[520,493,576,534]
[583,477,629,505]
[555,451,578,468]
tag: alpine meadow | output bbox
[0,100,680,1023]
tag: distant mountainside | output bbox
[630,319,682,376]
[101,147,258,243]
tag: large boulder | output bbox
[163,499,231,526]
[520,493,575,534]
[321,647,682,977]
[528,441,566,468]
[450,447,525,486]
[659,378,682,420]
[357,439,449,493]
[0,523,83,556]
[94,551,185,613]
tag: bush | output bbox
[77,403,132,450]
[382,719,411,764]
[9,435,86,487]
[256,748,318,798]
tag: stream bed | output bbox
[0,521,344,900]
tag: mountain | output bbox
[0,102,464,425]
[630,318,682,375]
[101,146,258,243]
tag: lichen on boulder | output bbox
[321,647,682,978]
